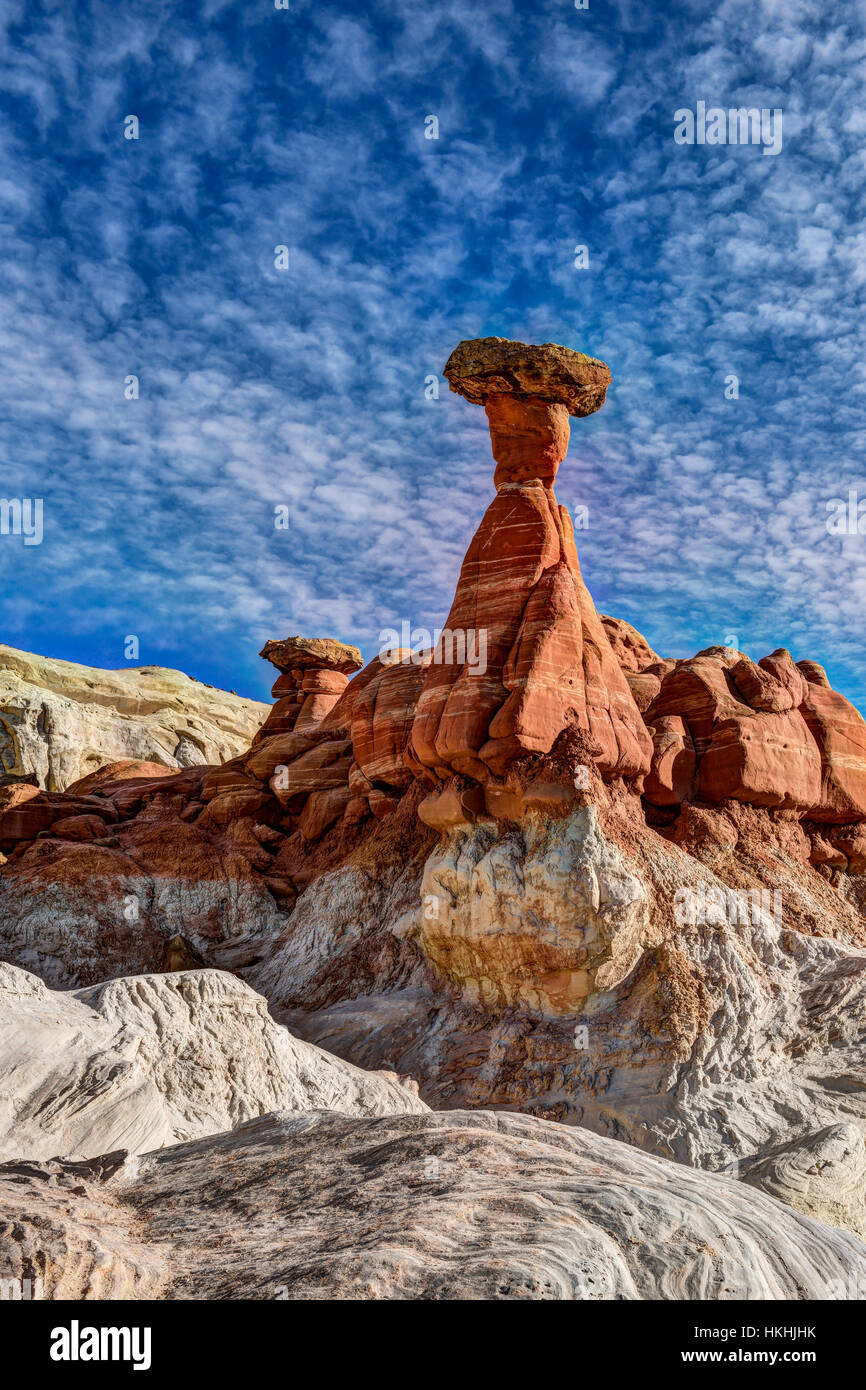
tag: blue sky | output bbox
[1,0,865,706]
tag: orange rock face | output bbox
[799,678,866,822]
[644,715,695,807]
[699,708,821,809]
[600,615,661,674]
[625,671,661,714]
[731,650,808,712]
[312,651,427,797]
[644,646,866,821]
[407,341,652,789]
[347,656,428,789]
[66,760,175,796]
[0,785,118,850]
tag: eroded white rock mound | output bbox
[743,1123,866,1240]
[0,963,426,1161]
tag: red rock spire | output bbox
[408,337,652,794]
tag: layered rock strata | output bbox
[2,338,866,1264]
[0,962,425,1161]
[256,636,362,738]
[3,1110,864,1300]
[643,645,866,823]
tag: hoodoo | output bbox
[408,337,652,807]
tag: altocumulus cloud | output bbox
[0,0,863,706]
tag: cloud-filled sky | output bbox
[1,0,865,706]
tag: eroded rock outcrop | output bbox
[256,635,362,737]
[0,644,268,791]
[402,805,648,1015]
[600,615,661,674]
[0,962,425,1161]
[644,645,866,823]
[3,336,866,1266]
[268,781,866,1224]
[743,1123,866,1240]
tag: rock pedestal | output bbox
[257,636,362,738]
[407,337,652,792]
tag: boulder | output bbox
[243,732,314,782]
[698,708,822,810]
[0,786,117,850]
[197,789,272,830]
[47,814,108,843]
[809,834,847,868]
[443,336,611,417]
[200,762,259,801]
[259,636,362,676]
[798,659,832,688]
[832,829,866,872]
[258,637,363,738]
[645,646,866,817]
[646,654,747,757]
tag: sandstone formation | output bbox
[0,644,269,791]
[409,338,652,798]
[407,805,649,1013]
[743,1123,866,1241]
[252,774,866,1208]
[67,760,177,795]
[3,1109,864,1300]
[599,615,661,673]
[644,645,866,822]
[442,336,612,416]
[257,635,362,737]
[0,962,425,1161]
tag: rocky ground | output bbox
[1,337,865,1300]
[6,1108,865,1301]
